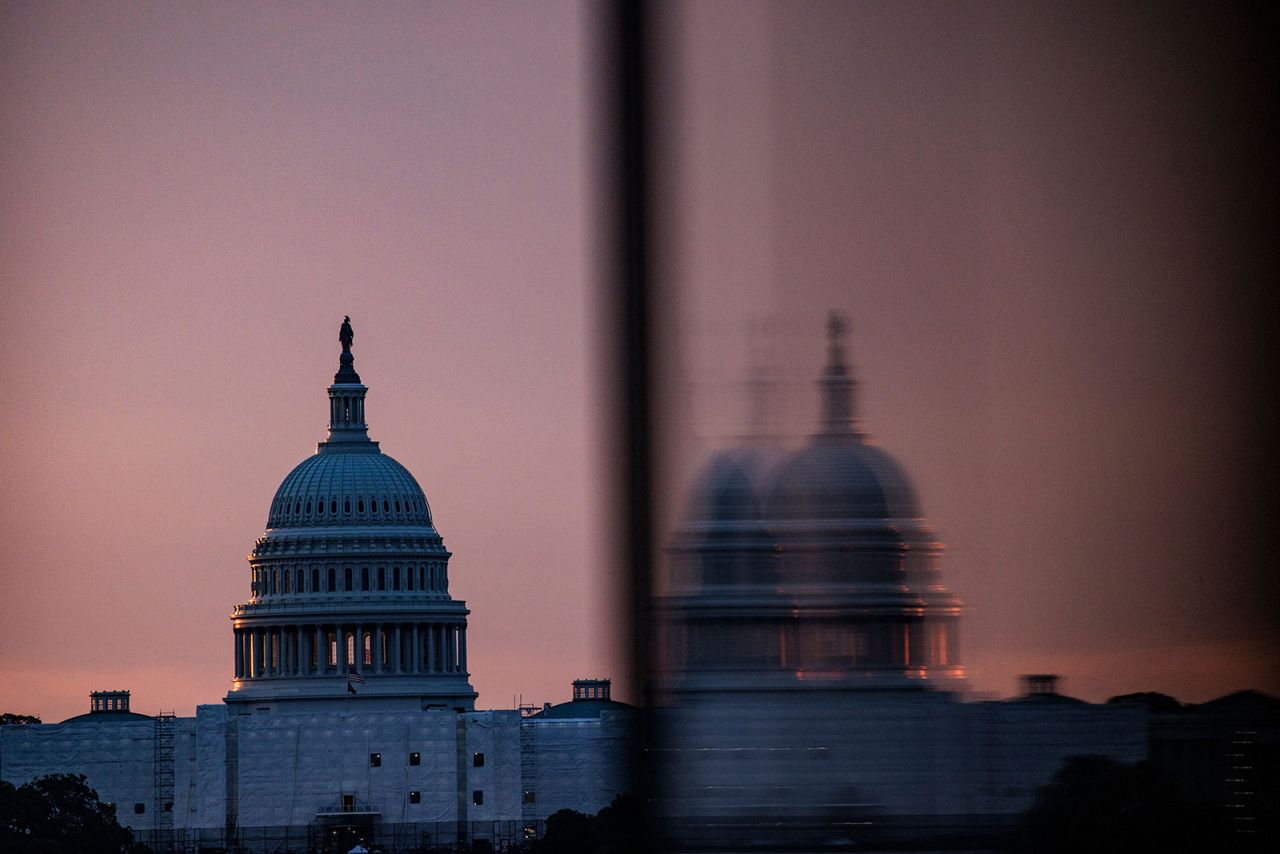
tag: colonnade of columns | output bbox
[233,621,467,680]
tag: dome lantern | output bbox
[321,315,374,450]
[818,310,861,439]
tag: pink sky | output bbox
[1,2,1276,723]
[0,1,616,722]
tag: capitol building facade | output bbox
[0,322,634,853]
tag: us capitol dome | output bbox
[226,317,477,712]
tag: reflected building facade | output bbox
[655,314,1144,848]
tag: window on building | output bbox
[344,500,351,514]
[357,499,365,513]
[271,570,278,595]
[328,567,336,592]
[378,566,385,590]
[134,803,145,814]
[472,790,484,806]
[346,633,356,665]
[370,753,381,767]
[283,571,291,594]
[312,567,319,592]
[473,753,485,768]
[523,790,536,804]
[345,567,353,591]
[361,566,369,591]
[364,632,373,666]
[328,632,338,667]
[408,566,415,591]
[409,752,421,766]
[342,794,354,812]
[393,567,401,591]
[409,791,421,804]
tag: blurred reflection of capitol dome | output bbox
[663,312,963,692]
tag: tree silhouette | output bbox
[0,713,41,726]
[1015,755,1221,854]
[0,773,136,854]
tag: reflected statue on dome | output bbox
[340,315,354,352]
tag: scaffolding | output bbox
[519,705,538,839]
[153,711,176,853]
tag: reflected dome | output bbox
[768,439,918,522]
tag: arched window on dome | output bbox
[305,500,312,515]
[344,500,351,514]
[395,499,402,513]
[283,571,291,594]
[271,569,278,595]
[393,566,401,591]
[361,567,369,591]
[296,568,304,593]
[330,499,337,515]
[407,567,415,591]
[317,500,325,517]
[328,567,336,593]
[344,567,353,592]
[378,566,385,591]
[382,499,390,514]
[357,499,365,513]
